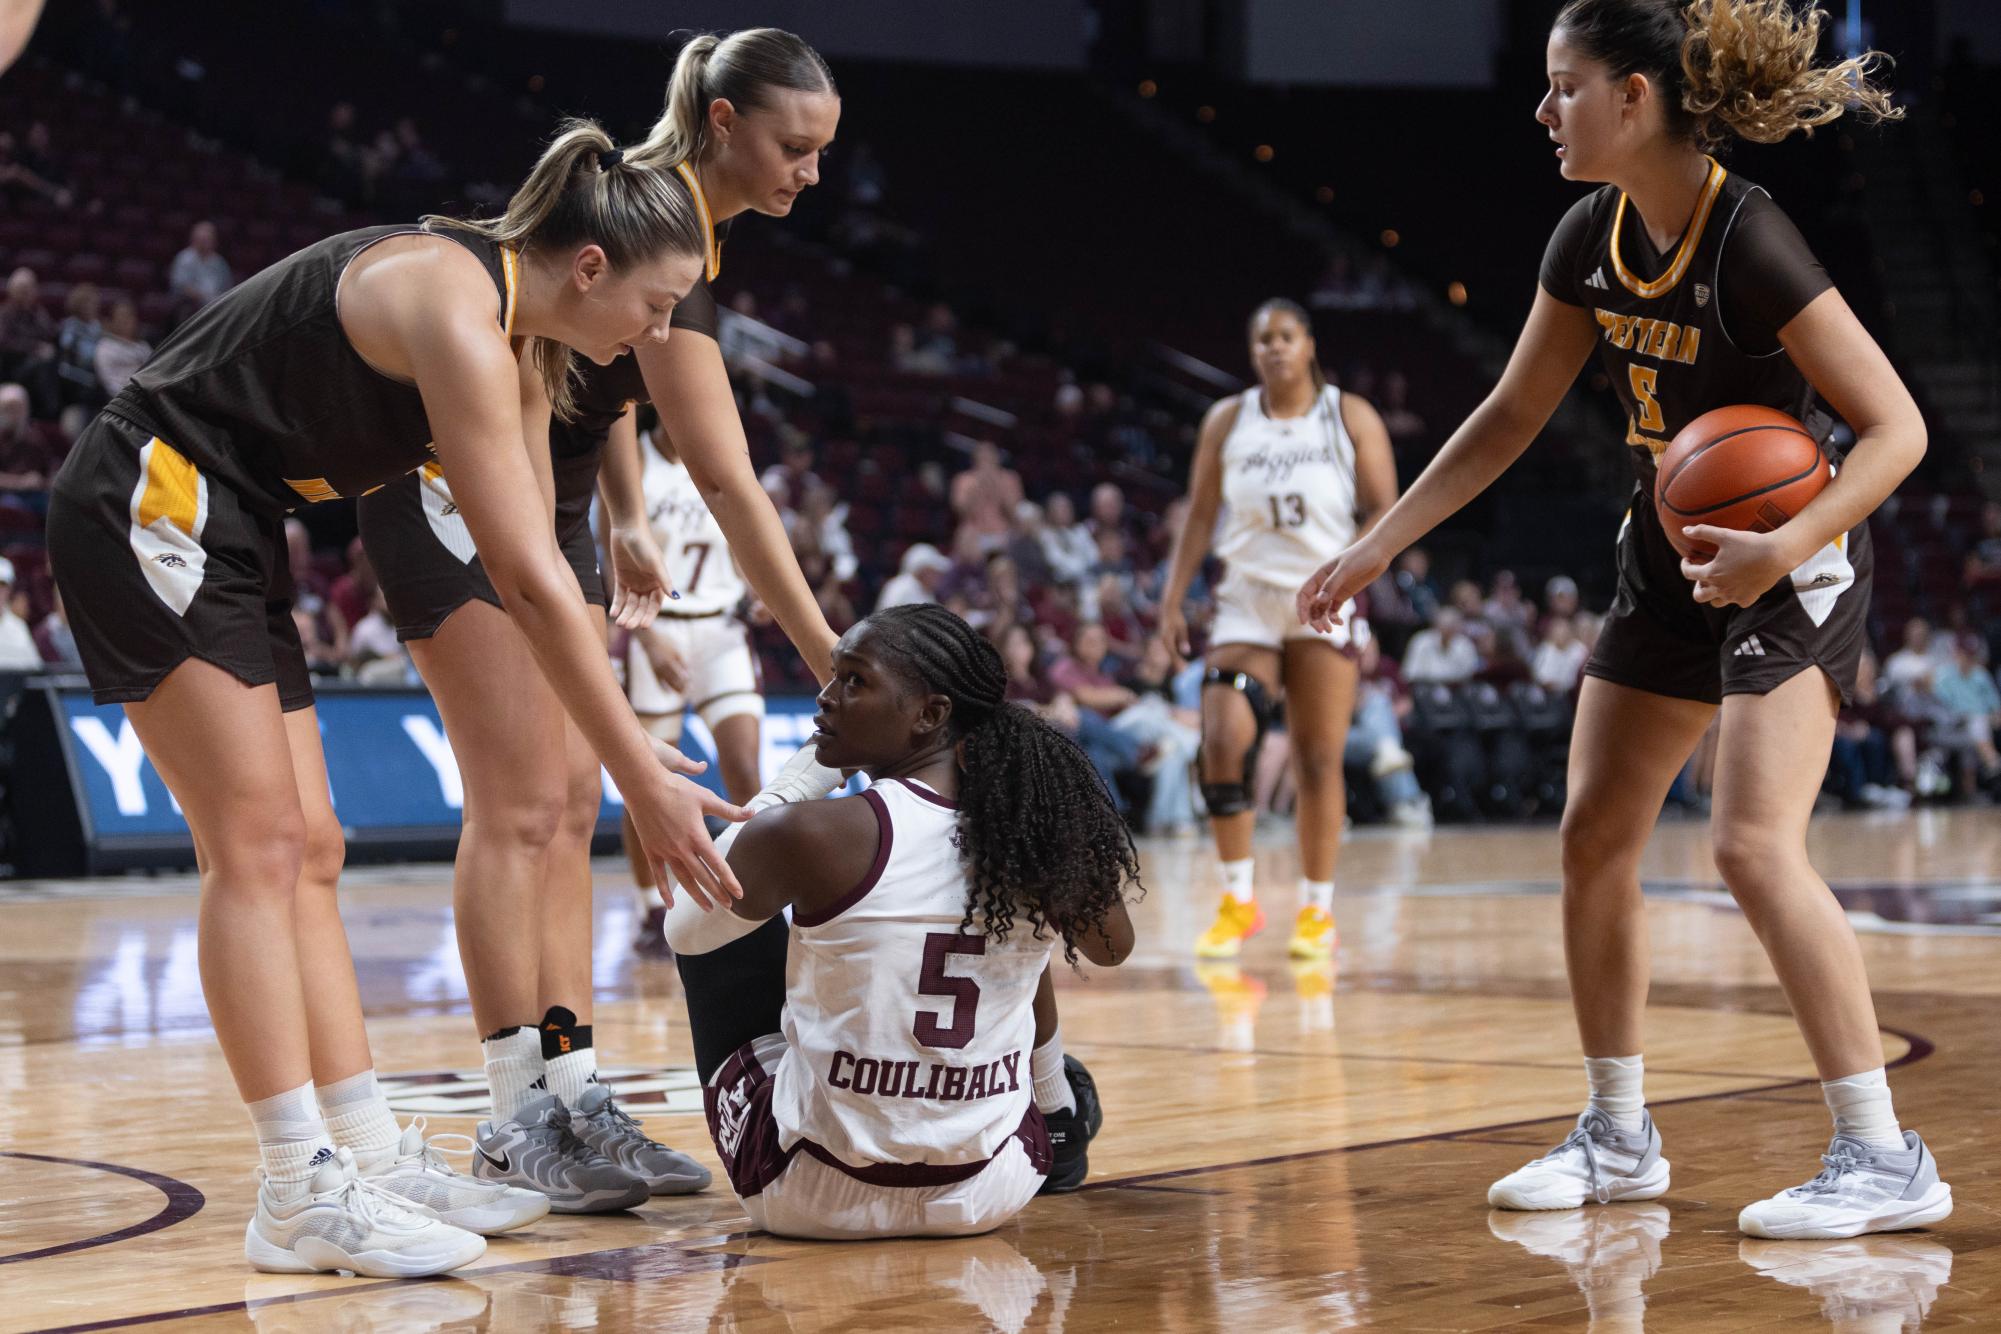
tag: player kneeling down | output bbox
[665,604,1141,1238]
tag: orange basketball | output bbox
[1653,404,1829,561]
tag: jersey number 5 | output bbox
[1628,365,1665,435]
[1267,494,1307,528]
[914,932,984,1050]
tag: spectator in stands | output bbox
[1542,574,1581,633]
[1091,571,1147,665]
[1482,569,1537,658]
[1933,634,2001,793]
[1309,254,1364,311]
[757,435,821,512]
[36,586,81,669]
[1049,620,1139,718]
[918,303,961,369]
[793,480,858,583]
[284,518,342,661]
[56,284,106,411]
[391,118,446,185]
[168,220,234,321]
[318,100,363,195]
[1004,499,1056,587]
[1403,607,1481,684]
[1377,370,1426,444]
[0,555,40,668]
[1346,636,1433,826]
[889,322,949,375]
[325,535,375,645]
[949,439,1023,554]
[1088,481,1132,542]
[93,298,151,398]
[0,381,49,493]
[876,541,951,610]
[1471,621,1531,686]
[1447,578,1489,628]
[345,585,401,667]
[1531,615,1588,694]
[1393,546,1443,622]
[1966,500,2001,580]
[999,621,1139,810]
[1827,648,1914,809]
[0,267,59,417]
[813,564,857,631]
[1119,634,1203,834]
[1039,491,1096,587]
[1881,616,1939,712]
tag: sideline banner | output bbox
[7,681,826,875]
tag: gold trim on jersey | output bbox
[285,477,342,504]
[674,160,723,281]
[1610,157,1725,300]
[499,246,520,335]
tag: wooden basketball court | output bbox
[3,809,1995,1331]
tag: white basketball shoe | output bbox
[354,1117,551,1235]
[244,1146,487,1277]
[1488,1109,1671,1211]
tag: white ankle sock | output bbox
[1584,1055,1646,1132]
[1031,1032,1075,1115]
[1219,858,1255,904]
[1822,1067,1903,1148]
[249,1080,333,1190]
[547,1047,601,1107]
[483,1027,545,1123]
[319,1068,402,1159]
[1299,878,1334,912]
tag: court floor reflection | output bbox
[1488,1205,1670,1332]
[1741,1236,1956,1332]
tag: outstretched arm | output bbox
[1300,291,1599,628]
[640,331,839,682]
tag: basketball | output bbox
[1654,405,1830,561]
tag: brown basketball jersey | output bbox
[1539,159,1836,492]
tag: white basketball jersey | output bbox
[642,438,745,616]
[1213,384,1359,589]
[772,778,1049,1169]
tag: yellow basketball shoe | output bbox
[1195,897,1264,958]
[1287,906,1338,960]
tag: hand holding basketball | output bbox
[1677,524,1796,608]
[1654,404,1829,561]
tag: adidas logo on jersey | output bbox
[1585,267,1610,291]
[1733,635,1767,657]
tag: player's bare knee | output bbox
[1291,741,1344,791]
[467,781,566,851]
[208,807,309,897]
[298,809,346,890]
[1709,822,1795,898]
[1558,800,1646,884]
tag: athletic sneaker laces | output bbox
[1529,1111,1648,1205]
[286,1149,435,1234]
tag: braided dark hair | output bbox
[867,603,1143,964]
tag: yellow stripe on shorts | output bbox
[137,438,201,536]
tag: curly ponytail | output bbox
[1555,0,1900,150]
[1681,0,1899,146]
[866,603,1143,965]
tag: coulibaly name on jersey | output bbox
[1234,441,1338,487]
[1593,309,1702,366]
[828,1048,1022,1102]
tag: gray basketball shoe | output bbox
[572,1082,713,1195]
[472,1093,649,1214]
[1738,1131,1953,1239]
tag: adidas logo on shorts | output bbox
[1732,635,1767,657]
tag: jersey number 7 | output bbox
[914,931,984,1049]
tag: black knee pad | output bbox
[1201,668,1273,815]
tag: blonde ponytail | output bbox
[1681,0,1900,147]
[426,117,706,418]
[631,28,835,170]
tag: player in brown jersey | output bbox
[1298,0,1948,1239]
[350,30,844,1211]
[46,121,747,1274]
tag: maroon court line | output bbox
[0,1153,205,1266]
[18,1025,1937,1332]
